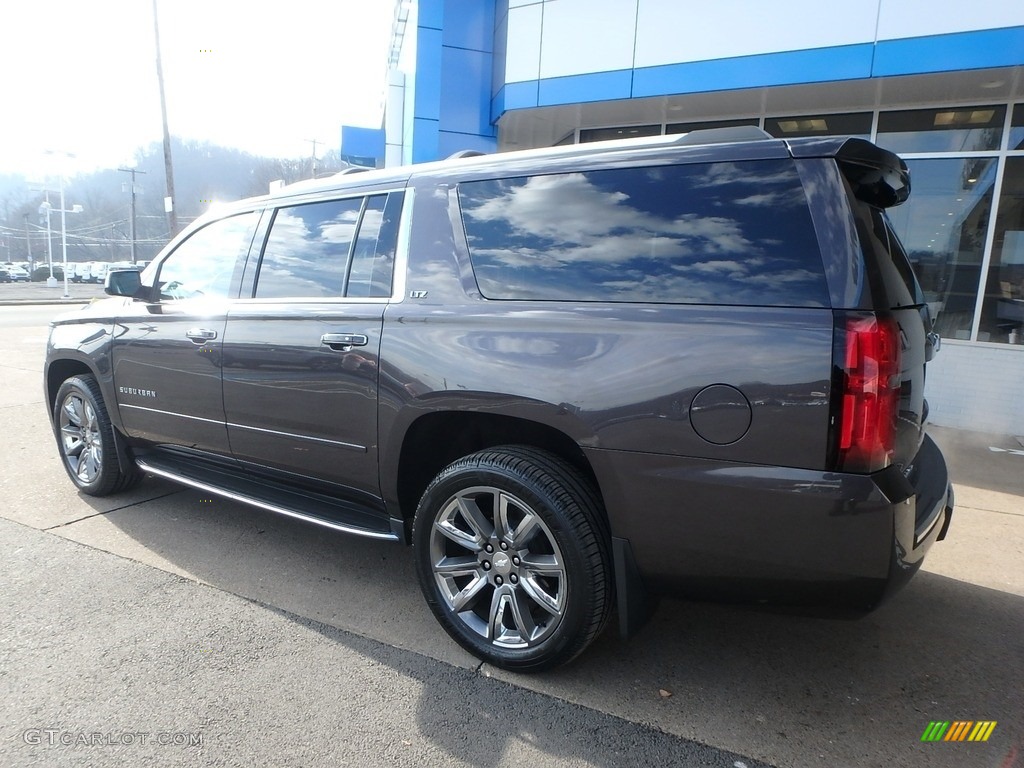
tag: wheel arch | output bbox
[392,410,603,536]
[46,358,97,415]
[46,357,137,480]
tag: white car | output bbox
[89,262,111,284]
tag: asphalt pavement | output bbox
[1,303,1022,768]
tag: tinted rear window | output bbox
[459,159,828,306]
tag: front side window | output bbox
[459,160,827,307]
[156,211,259,301]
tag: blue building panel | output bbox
[412,118,440,164]
[873,26,1024,77]
[538,70,633,107]
[414,27,444,122]
[632,44,875,98]
[418,0,444,31]
[441,47,498,137]
[341,126,385,161]
[442,0,495,52]
[500,80,539,111]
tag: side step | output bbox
[136,452,400,542]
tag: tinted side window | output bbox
[346,192,403,298]
[459,160,828,307]
[255,198,363,298]
[157,211,259,300]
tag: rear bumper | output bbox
[881,433,953,601]
[585,433,952,611]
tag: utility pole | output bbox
[118,167,146,264]
[304,138,320,179]
[23,213,32,271]
[152,0,177,237]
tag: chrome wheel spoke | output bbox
[62,397,83,427]
[456,495,495,545]
[76,446,94,481]
[487,588,514,642]
[509,587,538,640]
[521,574,562,616]
[434,519,482,552]
[434,555,480,575]
[449,573,488,613]
[509,510,540,550]
[520,553,563,578]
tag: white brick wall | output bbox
[924,341,1024,435]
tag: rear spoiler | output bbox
[788,137,910,208]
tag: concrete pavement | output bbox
[1,304,1022,767]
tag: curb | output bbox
[0,300,92,306]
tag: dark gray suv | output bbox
[45,128,953,671]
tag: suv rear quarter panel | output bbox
[379,171,835,520]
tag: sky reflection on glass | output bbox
[460,160,828,307]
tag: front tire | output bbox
[53,374,140,496]
[413,446,612,671]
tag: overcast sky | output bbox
[0,0,396,178]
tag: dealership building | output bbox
[355,0,1024,434]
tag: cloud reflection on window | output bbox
[459,160,828,307]
[256,199,362,299]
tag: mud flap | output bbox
[612,536,657,638]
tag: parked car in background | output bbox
[45,128,954,671]
[67,263,90,283]
[6,265,30,282]
[0,267,10,283]
[88,262,111,285]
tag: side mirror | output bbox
[105,268,143,298]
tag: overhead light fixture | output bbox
[980,79,1005,89]
[933,109,996,127]
[776,118,828,133]
[967,177,978,183]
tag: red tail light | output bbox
[836,315,901,472]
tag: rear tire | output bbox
[413,446,612,671]
[53,375,141,496]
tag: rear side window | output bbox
[256,198,363,298]
[849,196,925,309]
[254,192,403,299]
[459,159,828,306]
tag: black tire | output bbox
[413,446,612,671]
[53,374,141,496]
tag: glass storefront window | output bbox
[979,157,1024,344]
[886,158,997,340]
[877,106,1005,154]
[666,118,759,134]
[1010,104,1024,151]
[579,125,661,143]
[764,112,871,139]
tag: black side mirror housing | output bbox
[105,268,143,298]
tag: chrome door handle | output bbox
[186,328,218,344]
[321,333,368,350]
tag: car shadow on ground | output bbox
[76,482,1023,768]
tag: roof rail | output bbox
[673,126,772,146]
[336,166,371,176]
[447,149,488,160]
